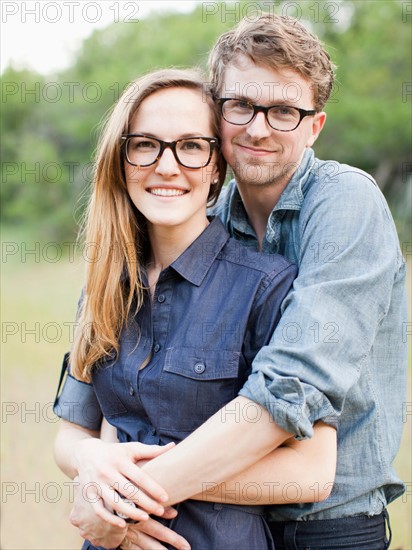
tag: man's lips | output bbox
[236,143,276,156]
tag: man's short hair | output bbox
[209,14,336,111]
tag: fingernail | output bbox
[160,494,169,502]
[139,512,149,521]
[155,506,164,515]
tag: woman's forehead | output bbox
[130,87,214,136]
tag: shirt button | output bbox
[194,362,206,374]
[154,343,161,353]
[129,385,134,396]
[157,294,165,303]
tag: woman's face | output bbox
[124,87,219,234]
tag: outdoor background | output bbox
[1,1,411,548]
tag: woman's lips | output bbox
[147,188,188,197]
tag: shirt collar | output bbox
[170,217,230,286]
[275,147,315,210]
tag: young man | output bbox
[205,14,407,548]
[62,14,407,550]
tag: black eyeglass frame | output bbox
[121,134,219,169]
[218,98,317,132]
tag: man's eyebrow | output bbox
[222,95,293,106]
[222,94,251,100]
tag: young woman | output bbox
[54,68,336,550]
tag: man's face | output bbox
[220,55,326,189]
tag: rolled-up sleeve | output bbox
[239,171,404,439]
[53,352,103,431]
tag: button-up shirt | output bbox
[54,218,296,448]
[212,148,408,520]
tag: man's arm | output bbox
[237,170,404,438]
[191,420,336,505]
[125,420,335,550]
[142,395,291,505]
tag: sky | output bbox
[1,1,198,75]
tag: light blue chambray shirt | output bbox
[212,148,408,521]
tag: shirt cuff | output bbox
[53,354,102,431]
[239,371,338,439]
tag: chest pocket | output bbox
[157,347,242,436]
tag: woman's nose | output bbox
[154,147,181,177]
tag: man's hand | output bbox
[121,509,191,550]
[70,477,128,548]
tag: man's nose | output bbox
[246,111,272,140]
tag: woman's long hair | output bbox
[70,68,226,381]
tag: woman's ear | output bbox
[210,162,220,184]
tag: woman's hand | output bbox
[73,439,174,522]
[69,440,175,547]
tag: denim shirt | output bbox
[54,217,296,446]
[212,148,408,520]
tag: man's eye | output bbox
[232,100,251,110]
[273,106,295,116]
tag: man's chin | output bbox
[232,164,285,188]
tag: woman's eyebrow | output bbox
[127,132,209,139]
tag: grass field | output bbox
[1,231,411,549]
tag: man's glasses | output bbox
[219,98,316,132]
[121,135,219,169]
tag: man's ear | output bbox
[306,111,327,147]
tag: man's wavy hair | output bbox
[70,68,226,381]
[208,14,336,111]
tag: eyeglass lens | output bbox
[222,99,303,131]
[126,137,212,168]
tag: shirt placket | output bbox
[151,272,173,357]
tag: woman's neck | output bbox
[147,217,209,274]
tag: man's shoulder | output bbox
[302,157,388,215]
[309,158,378,195]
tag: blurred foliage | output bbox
[1,0,410,242]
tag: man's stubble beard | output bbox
[230,159,294,190]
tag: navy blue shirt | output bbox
[54,217,297,447]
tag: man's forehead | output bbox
[220,58,313,105]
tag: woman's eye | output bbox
[136,140,156,149]
[181,140,201,150]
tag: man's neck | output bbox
[237,180,288,249]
